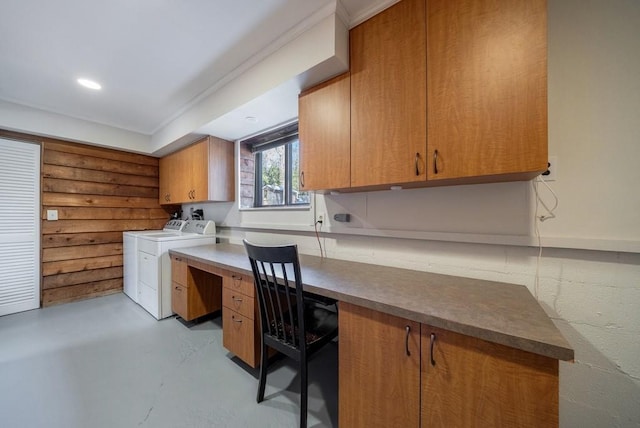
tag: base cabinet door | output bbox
[339,302,420,428]
[421,325,559,427]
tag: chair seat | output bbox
[268,305,338,347]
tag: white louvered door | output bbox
[0,138,40,316]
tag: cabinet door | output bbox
[427,0,547,180]
[350,0,426,188]
[298,73,351,191]
[421,325,558,427]
[207,137,235,202]
[339,302,420,428]
[159,155,172,204]
[185,139,209,202]
[159,152,183,204]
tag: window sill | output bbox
[238,205,311,212]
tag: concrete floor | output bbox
[0,293,338,428]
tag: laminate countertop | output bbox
[170,243,574,361]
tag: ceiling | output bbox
[0,0,392,151]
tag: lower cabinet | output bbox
[170,256,222,321]
[421,325,558,427]
[339,302,421,427]
[339,302,559,427]
[221,270,260,367]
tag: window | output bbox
[240,122,309,208]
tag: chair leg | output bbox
[257,342,269,403]
[300,358,308,428]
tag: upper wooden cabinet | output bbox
[298,73,351,191]
[298,0,547,191]
[427,0,547,181]
[159,136,235,205]
[350,0,427,188]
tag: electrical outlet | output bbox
[317,213,324,224]
[541,156,557,181]
[46,209,58,221]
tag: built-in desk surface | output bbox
[170,243,573,361]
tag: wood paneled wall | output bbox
[41,140,172,306]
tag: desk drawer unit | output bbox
[222,272,259,367]
[171,255,222,321]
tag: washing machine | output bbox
[122,219,186,304]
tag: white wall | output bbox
[0,99,150,153]
[191,0,640,425]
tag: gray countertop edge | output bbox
[169,244,575,362]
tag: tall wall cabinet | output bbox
[159,136,234,205]
[299,0,548,191]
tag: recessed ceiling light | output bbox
[77,78,102,90]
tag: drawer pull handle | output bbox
[430,333,436,366]
[415,153,420,176]
[405,325,411,357]
[232,296,243,302]
[232,316,243,323]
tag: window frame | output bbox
[249,127,308,209]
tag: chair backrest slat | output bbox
[245,240,306,351]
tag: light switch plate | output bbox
[47,209,58,221]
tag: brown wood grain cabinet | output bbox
[350,0,427,188]
[170,255,222,321]
[421,325,558,427]
[426,0,548,182]
[159,136,235,205]
[340,303,559,428]
[221,270,260,368]
[339,302,421,428]
[298,72,351,191]
[299,0,547,191]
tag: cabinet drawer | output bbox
[223,272,254,298]
[223,309,259,367]
[171,256,188,286]
[171,282,188,318]
[222,287,254,320]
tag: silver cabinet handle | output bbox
[405,325,411,356]
[415,153,420,176]
[232,316,243,323]
[231,274,243,287]
[300,171,305,188]
[232,296,243,302]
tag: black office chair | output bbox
[243,240,338,428]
